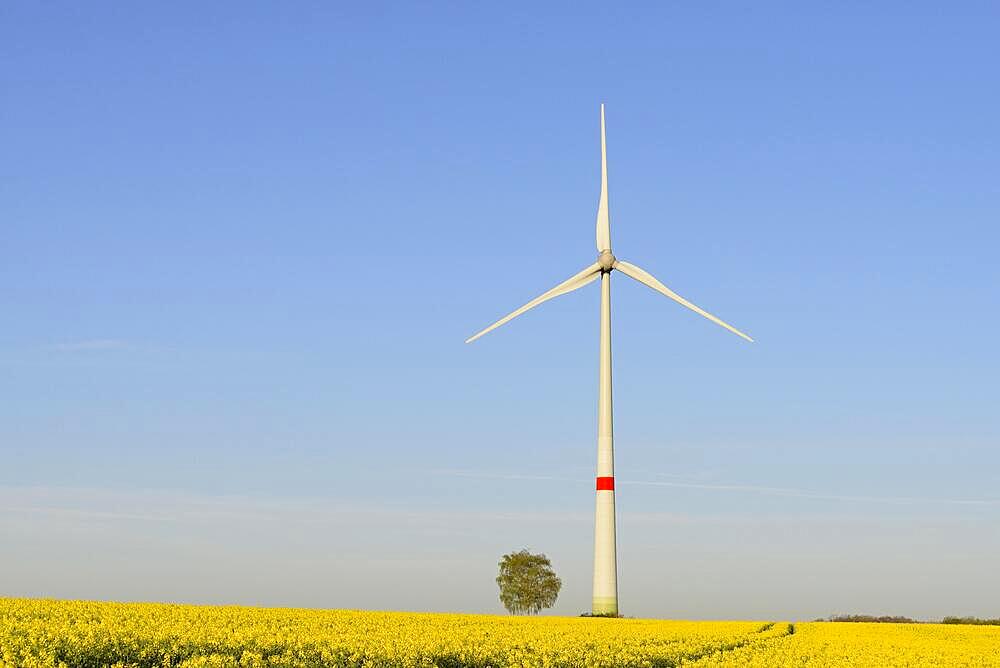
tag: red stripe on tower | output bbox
[596,476,615,491]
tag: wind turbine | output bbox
[465,105,752,616]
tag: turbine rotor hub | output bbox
[598,250,616,272]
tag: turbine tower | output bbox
[466,105,752,616]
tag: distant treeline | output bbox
[816,615,1000,625]
[818,615,916,624]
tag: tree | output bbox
[496,549,562,615]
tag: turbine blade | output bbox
[466,263,602,344]
[595,104,611,252]
[614,260,753,342]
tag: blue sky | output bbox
[2,3,998,619]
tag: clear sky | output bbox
[2,3,998,620]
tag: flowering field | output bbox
[2,598,998,667]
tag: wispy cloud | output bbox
[51,339,129,352]
[434,469,1000,507]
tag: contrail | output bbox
[434,469,1000,506]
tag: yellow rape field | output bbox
[1,598,997,668]
[686,620,1000,667]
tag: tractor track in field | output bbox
[666,622,796,667]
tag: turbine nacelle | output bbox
[598,250,616,272]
